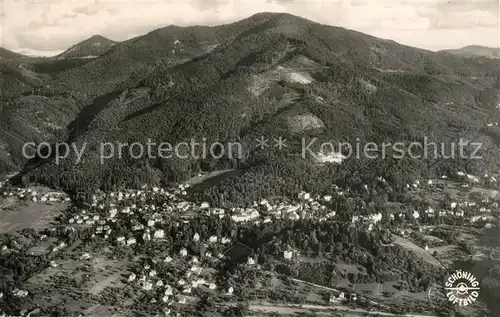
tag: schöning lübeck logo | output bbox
[444,269,480,306]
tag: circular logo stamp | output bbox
[444,269,480,306]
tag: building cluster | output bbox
[329,291,357,303]
[126,250,231,309]
[0,187,70,203]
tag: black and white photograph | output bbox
[0,0,499,316]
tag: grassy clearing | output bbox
[392,234,444,268]
[0,199,68,233]
[87,257,128,295]
[21,254,134,315]
[28,237,58,255]
[438,180,500,201]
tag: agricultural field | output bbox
[0,200,67,234]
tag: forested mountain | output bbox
[1,13,500,202]
[0,18,245,176]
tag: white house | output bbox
[142,281,153,291]
[80,253,91,260]
[164,286,173,296]
[298,191,310,201]
[164,256,173,263]
[128,273,136,282]
[200,202,210,209]
[154,230,165,239]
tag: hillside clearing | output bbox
[392,234,444,268]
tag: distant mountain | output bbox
[0,47,30,61]
[10,12,498,197]
[440,45,500,59]
[57,35,117,59]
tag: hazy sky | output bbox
[1,0,499,56]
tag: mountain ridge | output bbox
[440,45,500,59]
[12,13,500,196]
[0,13,499,200]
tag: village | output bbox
[0,169,498,316]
